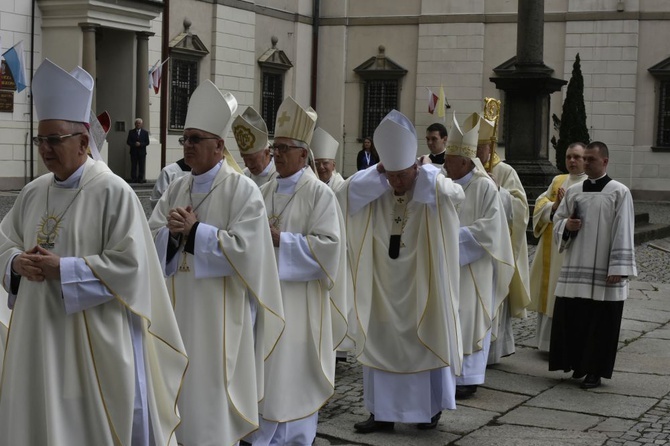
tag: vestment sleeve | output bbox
[193,223,235,278]
[61,257,114,314]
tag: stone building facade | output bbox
[2,0,670,198]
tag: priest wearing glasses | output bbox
[252,96,347,446]
[0,59,187,446]
[148,79,284,446]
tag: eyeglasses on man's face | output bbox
[32,133,83,147]
[270,143,304,155]
[179,135,220,146]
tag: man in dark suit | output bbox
[127,118,150,183]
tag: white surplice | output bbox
[150,161,190,208]
[553,178,637,301]
[340,164,463,422]
[326,171,345,193]
[529,172,586,350]
[453,168,514,385]
[0,158,187,446]
[255,167,347,445]
[149,160,285,446]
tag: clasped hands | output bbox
[167,205,198,237]
[12,246,61,281]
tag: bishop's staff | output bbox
[483,97,501,173]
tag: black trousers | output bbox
[549,296,624,379]
[130,149,146,181]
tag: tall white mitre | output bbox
[476,114,496,145]
[446,111,487,175]
[273,96,318,145]
[311,127,339,160]
[373,109,417,172]
[185,79,238,138]
[232,106,269,154]
[32,59,93,123]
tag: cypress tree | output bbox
[551,53,590,172]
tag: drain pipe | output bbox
[310,0,320,109]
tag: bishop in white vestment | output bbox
[234,106,278,187]
[0,59,187,446]
[471,114,531,364]
[253,97,347,446]
[149,81,285,446]
[549,141,636,389]
[344,110,464,433]
[444,112,514,399]
[529,143,586,351]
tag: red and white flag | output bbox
[427,88,439,114]
[149,58,169,94]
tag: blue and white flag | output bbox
[2,41,28,92]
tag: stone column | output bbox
[516,0,544,69]
[135,31,154,130]
[79,23,100,110]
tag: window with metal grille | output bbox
[657,80,670,147]
[362,80,399,138]
[262,72,283,135]
[170,59,198,131]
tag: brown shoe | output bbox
[354,414,394,433]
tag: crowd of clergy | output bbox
[0,58,636,446]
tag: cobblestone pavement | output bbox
[0,189,668,445]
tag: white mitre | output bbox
[373,109,417,172]
[33,59,93,123]
[447,111,488,174]
[273,96,317,145]
[185,79,238,138]
[232,106,269,154]
[311,127,339,160]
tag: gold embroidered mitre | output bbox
[232,106,269,154]
[273,96,318,145]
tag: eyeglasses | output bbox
[32,133,83,147]
[270,143,304,155]
[178,135,220,146]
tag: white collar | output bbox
[192,160,222,193]
[588,173,607,184]
[454,168,475,186]
[276,167,306,194]
[54,161,87,188]
[569,172,587,181]
[258,158,274,177]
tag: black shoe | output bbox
[455,385,478,400]
[417,411,441,430]
[572,370,586,379]
[581,374,601,389]
[353,414,394,433]
[240,441,252,446]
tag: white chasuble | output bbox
[0,158,187,446]
[553,179,637,301]
[490,160,531,318]
[149,161,285,446]
[456,171,515,356]
[259,167,347,423]
[340,164,464,376]
[327,171,345,193]
[0,287,8,375]
[529,173,586,350]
